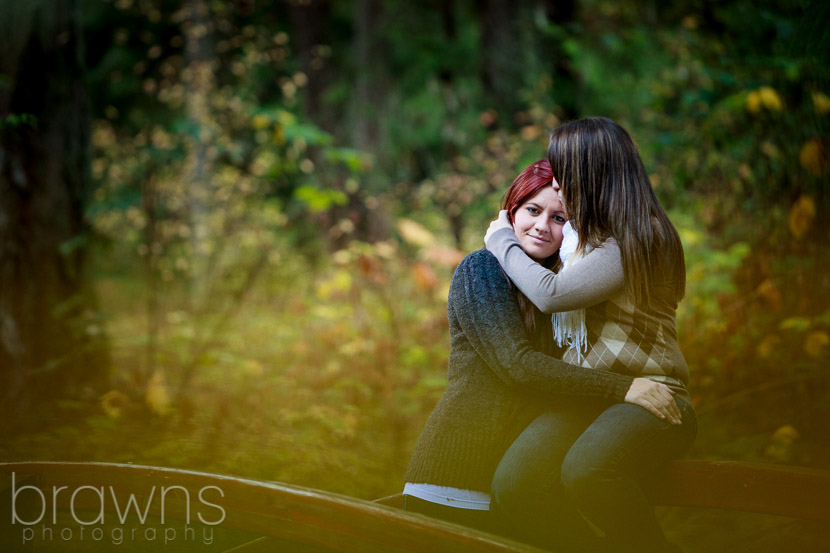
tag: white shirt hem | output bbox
[403,482,491,510]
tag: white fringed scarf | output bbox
[552,221,589,363]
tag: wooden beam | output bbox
[379,460,830,522]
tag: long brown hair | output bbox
[547,117,685,307]
[501,159,561,335]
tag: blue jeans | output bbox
[491,396,697,553]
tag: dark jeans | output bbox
[491,397,697,553]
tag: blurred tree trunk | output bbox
[351,0,378,151]
[542,0,580,120]
[478,0,581,121]
[325,0,380,249]
[478,0,523,122]
[0,0,107,428]
[288,0,333,126]
[439,0,464,248]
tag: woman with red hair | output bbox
[403,157,677,545]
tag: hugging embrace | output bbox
[403,117,696,553]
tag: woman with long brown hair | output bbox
[485,117,695,553]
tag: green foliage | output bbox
[294,184,348,213]
[0,112,37,130]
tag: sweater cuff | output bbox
[609,373,635,402]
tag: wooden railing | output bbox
[0,461,544,553]
[1,460,828,553]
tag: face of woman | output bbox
[512,185,567,262]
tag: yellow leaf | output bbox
[251,114,269,130]
[436,282,452,304]
[755,279,781,311]
[315,269,353,300]
[799,139,827,176]
[812,92,830,115]
[788,195,816,239]
[764,425,799,463]
[756,335,780,359]
[678,228,702,247]
[771,424,800,441]
[275,109,296,126]
[780,317,811,331]
[804,331,829,358]
[331,269,353,291]
[397,218,435,248]
[146,371,171,416]
[273,125,285,146]
[758,86,783,111]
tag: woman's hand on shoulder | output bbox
[484,210,512,247]
[624,378,683,425]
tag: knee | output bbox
[560,451,607,500]
[491,463,525,513]
[492,454,558,516]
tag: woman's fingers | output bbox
[658,398,682,425]
[637,397,666,420]
[656,384,682,424]
[666,396,682,424]
[625,379,682,425]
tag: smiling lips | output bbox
[528,234,549,243]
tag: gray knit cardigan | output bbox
[404,249,634,493]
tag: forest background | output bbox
[0,0,828,551]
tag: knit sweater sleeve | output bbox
[450,250,632,400]
[485,227,625,314]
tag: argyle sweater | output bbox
[486,228,690,403]
[404,249,634,493]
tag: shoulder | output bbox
[591,237,622,261]
[598,237,620,251]
[451,249,509,291]
[449,250,515,316]
[456,248,502,277]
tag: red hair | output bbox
[502,159,555,225]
